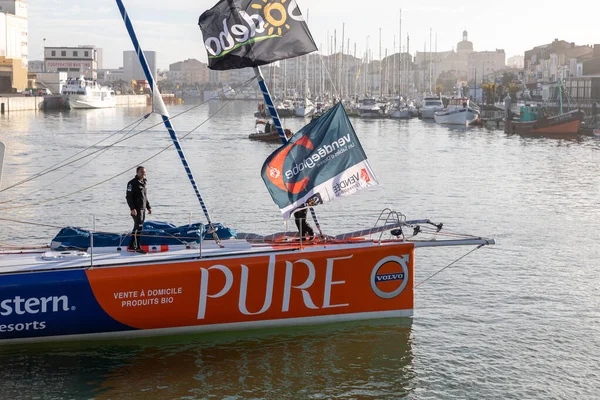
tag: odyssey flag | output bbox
[261,103,379,218]
[198,0,318,70]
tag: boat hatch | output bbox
[41,250,90,260]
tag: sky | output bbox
[28,0,599,70]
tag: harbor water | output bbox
[0,101,599,399]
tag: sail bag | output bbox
[198,0,317,70]
[261,103,379,218]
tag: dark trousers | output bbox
[294,209,314,237]
[129,209,145,249]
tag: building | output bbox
[44,46,100,80]
[97,68,124,83]
[507,55,524,69]
[123,50,156,82]
[415,31,474,92]
[27,59,42,72]
[525,39,593,84]
[468,50,506,83]
[0,0,28,69]
[0,55,26,91]
[168,58,209,85]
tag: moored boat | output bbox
[434,97,479,125]
[418,94,444,119]
[504,105,584,136]
[61,76,116,109]
[0,0,495,345]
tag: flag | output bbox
[261,103,379,218]
[198,0,317,70]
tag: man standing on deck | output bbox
[126,166,152,253]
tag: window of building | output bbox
[73,51,78,57]
[51,50,56,56]
[61,51,66,56]
[84,51,89,57]
[57,68,68,72]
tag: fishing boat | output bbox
[504,75,584,136]
[0,0,494,345]
[504,105,584,136]
[434,97,480,126]
[60,76,116,109]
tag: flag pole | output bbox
[254,67,324,238]
[116,0,221,245]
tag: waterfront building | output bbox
[0,0,27,69]
[123,50,156,82]
[168,58,209,85]
[97,68,124,84]
[467,50,506,83]
[44,46,100,80]
[27,59,42,72]
[507,55,524,69]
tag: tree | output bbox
[502,72,513,87]
[481,83,496,105]
[508,82,520,102]
[434,84,445,96]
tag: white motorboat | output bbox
[61,76,116,109]
[419,94,444,119]
[434,97,480,125]
[358,98,384,118]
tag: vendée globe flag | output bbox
[261,103,379,218]
[198,0,317,70]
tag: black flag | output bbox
[198,0,317,70]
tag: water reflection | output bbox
[0,319,414,399]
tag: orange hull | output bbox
[531,119,581,134]
[86,243,415,332]
[505,110,584,136]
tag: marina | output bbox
[1,99,600,398]
[0,0,599,398]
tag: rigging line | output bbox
[0,99,238,212]
[0,78,255,195]
[414,244,485,289]
[0,217,64,229]
[318,52,340,99]
[0,118,148,206]
[0,115,148,194]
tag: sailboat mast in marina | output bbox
[0,0,494,346]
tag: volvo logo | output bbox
[370,255,410,299]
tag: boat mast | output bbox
[558,68,563,114]
[253,12,323,236]
[115,0,221,243]
[398,9,401,97]
[392,35,396,97]
[429,28,432,94]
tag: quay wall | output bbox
[0,94,149,113]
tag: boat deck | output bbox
[0,235,494,276]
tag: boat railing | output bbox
[372,208,407,243]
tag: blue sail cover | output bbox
[261,103,379,218]
[198,0,317,70]
[50,222,237,250]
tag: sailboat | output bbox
[0,0,494,345]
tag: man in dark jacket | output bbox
[126,166,152,253]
